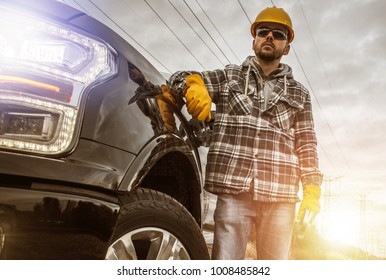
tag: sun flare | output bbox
[318,199,361,246]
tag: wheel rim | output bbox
[105,227,191,260]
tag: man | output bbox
[166,6,323,260]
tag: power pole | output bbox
[357,192,368,259]
[320,176,342,235]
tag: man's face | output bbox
[252,22,290,62]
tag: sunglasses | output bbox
[255,28,287,41]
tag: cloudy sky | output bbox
[59,0,386,256]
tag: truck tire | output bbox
[105,188,210,260]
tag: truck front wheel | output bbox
[105,188,209,260]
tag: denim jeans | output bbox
[211,193,296,260]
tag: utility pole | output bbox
[320,176,342,235]
[357,192,368,259]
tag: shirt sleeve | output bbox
[166,69,228,104]
[294,90,324,187]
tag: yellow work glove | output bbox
[157,84,181,132]
[184,74,212,122]
[297,184,321,223]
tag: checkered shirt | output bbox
[167,57,323,202]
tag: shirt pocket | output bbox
[226,80,254,116]
[263,93,305,132]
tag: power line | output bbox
[318,140,338,171]
[195,0,241,63]
[182,0,232,64]
[292,46,350,172]
[295,0,352,171]
[270,0,351,172]
[297,0,340,106]
[238,0,252,24]
[167,0,225,66]
[143,0,207,70]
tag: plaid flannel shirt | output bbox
[167,57,323,202]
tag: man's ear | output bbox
[283,44,290,55]
[252,39,255,50]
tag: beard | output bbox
[254,43,283,62]
[256,49,282,62]
[257,51,276,62]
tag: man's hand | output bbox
[297,184,321,223]
[184,74,212,122]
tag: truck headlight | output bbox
[0,4,117,155]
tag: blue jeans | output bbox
[211,193,296,260]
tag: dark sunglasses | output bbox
[255,28,287,41]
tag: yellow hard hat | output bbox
[250,6,294,43]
